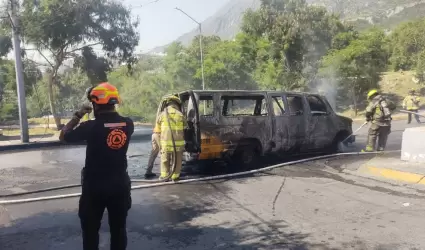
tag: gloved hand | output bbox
[75,104,93,118]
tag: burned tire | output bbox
[232,145,260,170]
[330,132,349,153]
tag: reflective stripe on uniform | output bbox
[160,106,185,152]
[153,123,161,133]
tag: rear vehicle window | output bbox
[272,96,285,116]
[286,96,304,115]
[221,95,267,116]
[307,95,327,113]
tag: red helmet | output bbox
[87,82,120,105]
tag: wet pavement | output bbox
[1,120,425,249]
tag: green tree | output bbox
[11,0,139,129]
[195,38,256,90]
[389,19,425,71]
[239,0,348,90]
[73,47,111,86]
[320,28,388,115]
[415,50,425,83]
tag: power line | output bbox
[132,0,161,9]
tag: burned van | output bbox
[160,90,354,167]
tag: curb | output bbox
[358,165,425,185]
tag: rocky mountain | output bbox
[150,0,425,53]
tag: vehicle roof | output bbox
[178,90,322,96]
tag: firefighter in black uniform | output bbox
[59,82,134,250]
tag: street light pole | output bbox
[198,24,205,91]
[175,7,206,90]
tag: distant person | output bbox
[60,82,133,250]
[403,89,421,124]
[144,118,161,179]
[363,89,396,152]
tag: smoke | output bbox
[315,78,338,111]
[307,64,340,111]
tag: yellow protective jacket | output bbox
[153,120,161,133]
[403,95,420,110]
[156,106,186,152]
[365,95,395,126]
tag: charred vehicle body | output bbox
[158,90,354,167]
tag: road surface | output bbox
[0,120,425,249]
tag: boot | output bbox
[144,172,157,179]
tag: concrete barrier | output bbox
[401,126,425,163]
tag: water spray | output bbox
[342,121,368,143]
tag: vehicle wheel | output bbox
[330,133,348,153]
[232,145,259,170]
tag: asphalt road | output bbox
[0,120,425,249]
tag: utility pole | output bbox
[198,23,205,91]
[9,0,29,142]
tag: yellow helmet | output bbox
[163,94,182,106]
[367,89,379,100]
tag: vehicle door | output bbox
[196,93,224,160]
[219,93,273,154]
[269,94,291,152]
[305,95,335,149]
[285,94,308,152]
[181,91,201,154]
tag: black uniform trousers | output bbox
[79,175,131,250]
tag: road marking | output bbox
[363,165,425,184]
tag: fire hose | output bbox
[0,106,181,199]
[0,150,399,205]
[0,119,371,199]
[127,106,179,183]
[399,110,425,118]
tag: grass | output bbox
[28,117,70,125]
[0,127,58,137]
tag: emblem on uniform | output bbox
[107,129,127,149]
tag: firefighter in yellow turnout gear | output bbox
[403,89,421,124]
[156,95,187,181]
[363,89,396,152]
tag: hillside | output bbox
[150,0,425,53]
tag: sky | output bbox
[125,0,229,52]
[10,0,229,66]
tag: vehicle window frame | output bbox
[220,94,268,117]
[306,95,328,115]
[198,94,215,117]
[271,95,286,116]
[285,94,305,116]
